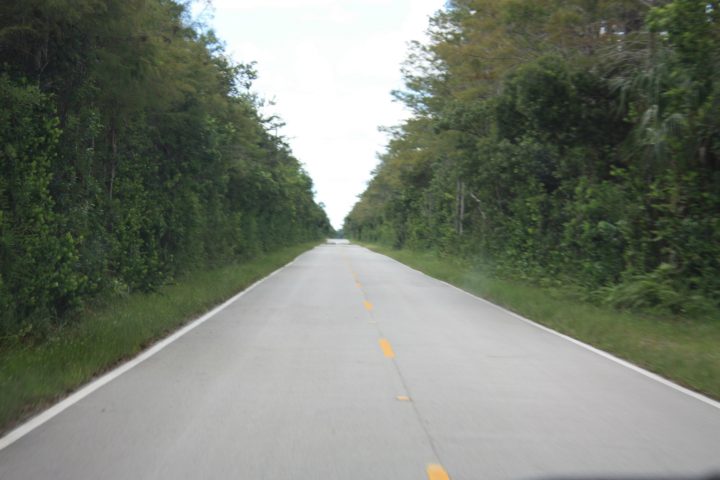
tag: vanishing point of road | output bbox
[1,243,719,479]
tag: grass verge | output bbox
[0,242,318,433]
[361,243,720,401]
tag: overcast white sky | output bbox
[194,0,443,229]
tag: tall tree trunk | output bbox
[456,178,465,236]
[109,125,117,202]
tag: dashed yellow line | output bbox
[379,338,395,358]
[356,281,362,288]
[427,464,450,480]
[363,300,373,311]
[396,395,411,402]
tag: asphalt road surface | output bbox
[1,244,719,479]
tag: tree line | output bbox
[0,0,331,339]
[346,0,719,315]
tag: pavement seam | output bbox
[345,251,451,476]
[384,337,450,476]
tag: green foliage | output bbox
[0,76,84,336]
[346,0,720,316]
[0,1,331,340]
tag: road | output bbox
[0,244,718,479]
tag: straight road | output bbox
[1,244,719,479]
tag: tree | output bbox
[347,0,720,314]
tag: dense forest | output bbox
[0,0,331,339]
[346,0,719,315]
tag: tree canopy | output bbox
[346,0,720,315]
[0,0,331,338]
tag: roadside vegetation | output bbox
[0,1,331,429]
[361,244,720,400]
[346,0,719,316]
[0,0,331,344]
[0,242,318,433]
[348,1,719,398]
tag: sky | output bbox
[193,0,444,229]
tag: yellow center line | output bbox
[379,338,395,358]
[427,464,450,480]
[396,395,411,402]
[355,281,362,288]
[363,300,373,311]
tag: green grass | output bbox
[362,243,720,401]
[0,242,318,433]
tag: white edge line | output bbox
[0,256,302,451]
[360,246,720,411]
